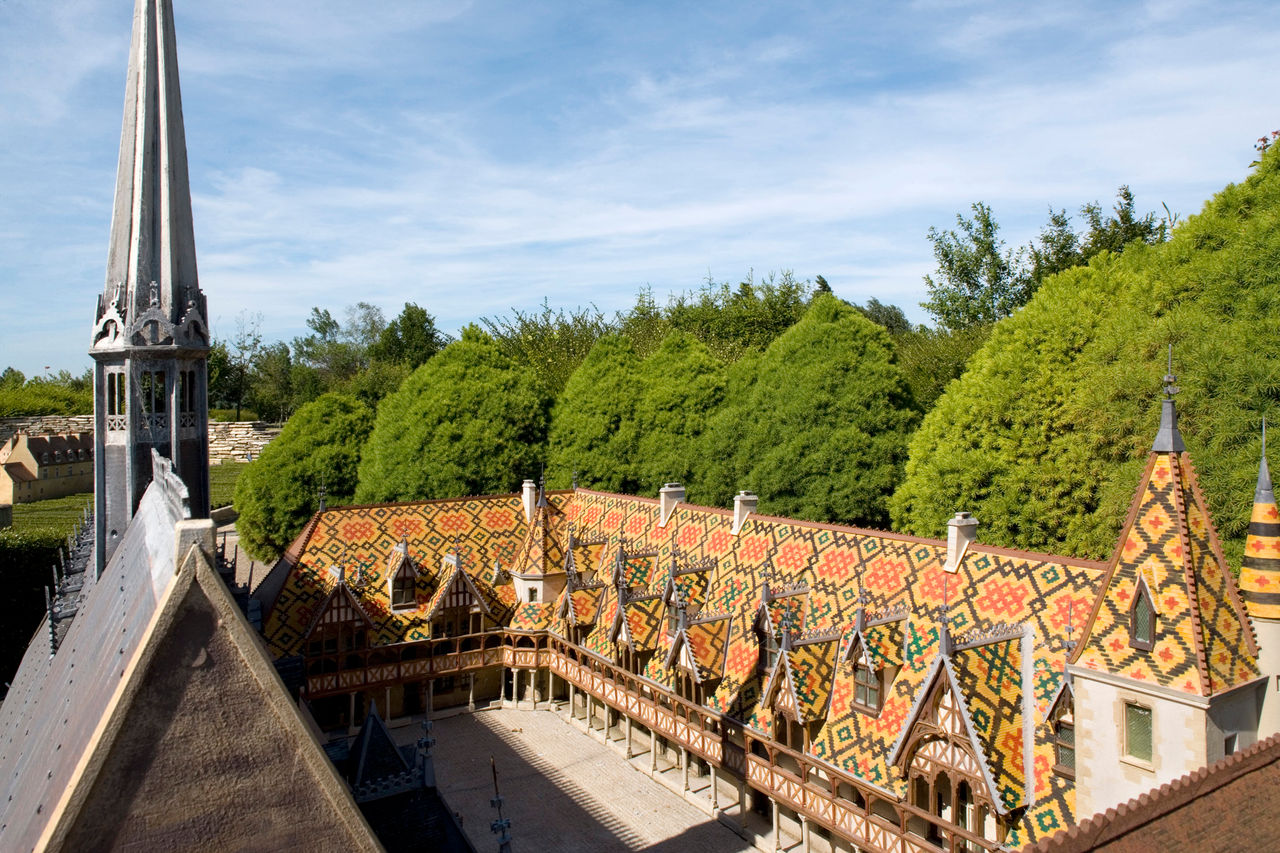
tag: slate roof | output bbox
[0,454,381,852]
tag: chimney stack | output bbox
[659,482,685,527]
[732,491,757,535]
[521,479,537,523]
[944,511,977,574]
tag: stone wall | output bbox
[207,421,282,463]
[0,416,95,445]
[0,417,280,463]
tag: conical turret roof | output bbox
[1240,423,1280,620]
[1074,381,1259,696]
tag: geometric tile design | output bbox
[953,639,1025,811]
[1076,454,1259,695]
[1239,452,1280,619]
[264,456,1263,849]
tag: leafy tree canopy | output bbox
[922,188,1171,331]
[892,148,1280,564]
[0,369,93,416]
[233,393,374,561]
[481,300,610,398]
[633,331,726,496]
[355,327,552,503]
[370,302,449,369]
[698,294,920,527]
[546,334,644,493]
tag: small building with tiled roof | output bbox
[0,433,93,504]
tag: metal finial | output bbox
[572,469,578,489]
[1163,344,1179,399]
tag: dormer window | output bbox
[1130,580,1155,651]
[853,659,882,712]
[761,631,780,675]
[1049,691,1075,778]
[528,588,538,603]
[389,557,417,610]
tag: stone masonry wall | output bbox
[0,417,280,463]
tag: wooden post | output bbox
[801,815,810,852]
[681,747,690,791]
[625,715,634,758]
[710,765,720,812]
[772,799,781,852]
[468,671,476,712]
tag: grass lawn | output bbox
[11,492,93,537]
[210,461,248,509]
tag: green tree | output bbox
[893,325,993,410]
[481,300,610,397]
[546,335,644,492]
[632,332,726,496]
[0,367,26,389]
[233,393,374,561]
[247,342,295,423]
[891,146,1280,564]
[855,298,913,334]
[922,202,1030,331]
[370,302,448,368]
[355,327,552,503]
[700,294,920,526]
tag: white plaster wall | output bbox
[512,573,566,605]
[1073,673,1207,819]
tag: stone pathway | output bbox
[431,707,756,852]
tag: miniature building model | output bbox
[0,433,93,504]
[0,4,385,851]
[90,0,211,576]
[258,378,1279,850]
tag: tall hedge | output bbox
[633,331,725,498]
[545,334,643,492]
[891,147,1280,563]
[234,393,374,561]
[699,294,920,527]
[355,328,552,503]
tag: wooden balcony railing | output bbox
[296,627,1003,853]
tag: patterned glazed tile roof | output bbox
[264,458,1260,848]
[677,611,734,683]
[621,594,665,651]
[262,493,546,655]
[512,492,568,576]
[1075,452,1259,696]
[1240,448,1280,619]
[780,633,840,723]
[953,638,1028,812]
[509,601,555,632]
[567,584,607,626]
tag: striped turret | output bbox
[1241,431,1280,619]
[1242,424,1280,738]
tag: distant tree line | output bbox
[231,175,1206,564]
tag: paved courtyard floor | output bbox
[431,707,757,852]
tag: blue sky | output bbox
[1,0,1276,376]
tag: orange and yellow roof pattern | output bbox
[263,493,560,655]
[263,440,1259,847]
[1075,454,1258,695]
[1240,454,1280,619]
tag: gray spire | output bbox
[96,0,205,344]
[1151,345,1186,453]
[1259,419,1275,505]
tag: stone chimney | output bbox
[732,491,757,535]
[944,512,977,574]
[521,479,537,523]
[659,482,685,527]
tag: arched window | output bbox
[1131,579,1155,650]
[1049,689,1075,778]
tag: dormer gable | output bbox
[386,539,419,611]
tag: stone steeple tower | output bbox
[91,0,209,574]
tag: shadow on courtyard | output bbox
[431,709,753,852]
